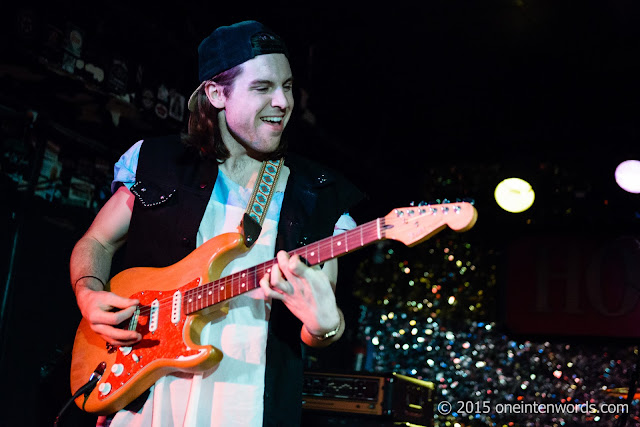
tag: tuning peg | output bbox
[409,201,415,206]
[462,197,476,206]
[442,198,450,204]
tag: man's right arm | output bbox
[69,185,142,346]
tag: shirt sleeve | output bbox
[333,213,357,235]
[111,140,143,193]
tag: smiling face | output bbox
[211,53,294,158]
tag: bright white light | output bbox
[494,178,535,213]
[615,160,640,193]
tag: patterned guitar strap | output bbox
[241,158,284,248]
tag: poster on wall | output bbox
[505,234,640,338]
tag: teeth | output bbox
[262,117,282,123]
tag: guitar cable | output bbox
[53,362,106,427]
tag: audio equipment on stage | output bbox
[302,371,434,426]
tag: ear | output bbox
[204,82,226,109]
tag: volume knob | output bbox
[98,382,112,395]
[111,363,124,376]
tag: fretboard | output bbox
[183,217,385,315]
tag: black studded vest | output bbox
[115,135,363,426]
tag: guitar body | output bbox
[70,232,248,414]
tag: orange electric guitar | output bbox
[70,202,478,414]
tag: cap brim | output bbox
[187,81,206,112]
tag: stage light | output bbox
[494,178,535,213]
[615,160,640,194]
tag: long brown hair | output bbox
[183,65,242,162]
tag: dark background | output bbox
[1,1,639,426]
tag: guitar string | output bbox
[131,222,383,318]
[123,204,462,323]
[128,207,463,321]
[127,207,457,321]
[126,221,384,320]
[127,202,467,320]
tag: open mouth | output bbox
[261,116,284,125]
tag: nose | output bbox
[271,87,292,110]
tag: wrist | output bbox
[73,275,105,293]
[306,321,341,341]
[303,309,344,347]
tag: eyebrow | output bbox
[249,77,294,87]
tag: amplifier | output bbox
[301,371,434,426]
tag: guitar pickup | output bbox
[171,291,182,324]
[149,300,159,332]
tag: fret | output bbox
[300,245,310,265]
[212,283,217,303]
[205,287,210,305]
[215,284,221,304]
[230,272,236,297]
[186,290,193,314]
[344,231,349,253]
[232,272,239,297]
[346,227,362,252]
[227,274,233,299]
[330,235,334,259]
[312,242,320,263]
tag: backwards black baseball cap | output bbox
[187,20,288,111]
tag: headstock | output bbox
[383,201,478,246]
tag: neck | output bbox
[219,155,262,188]
[217,111,273,187]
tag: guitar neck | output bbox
[183,218,384,315]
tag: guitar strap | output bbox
[241,158,284,248]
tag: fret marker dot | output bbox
[208,291,212,295]
[310,252,315,256]
[337,242,342,246]
[242,283,246,287]
[242,273,246,278]
[188,298,192,303]
[198,295,202,299]
[221,286,224,291]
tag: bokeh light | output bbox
[615,160,640,194]
[494,178,535,213]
